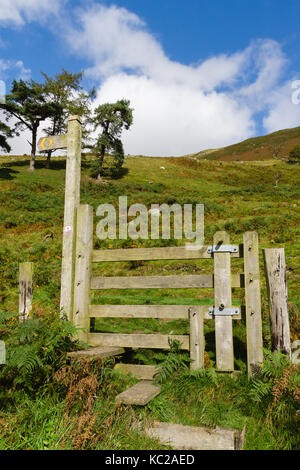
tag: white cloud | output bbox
[94,74,255,156]
[263,80,300,133]
[61,3,292,156]
[0,58,31,81]
[0,0,63,25]
[65,3,249,90]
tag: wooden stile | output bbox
[213,231,234,371]
[73,204,93,342]
[243,232,263,375]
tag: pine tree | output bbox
[0,79,62,171]
[41,69,95,167]
[91,99,133,179]
[0,120,13,153]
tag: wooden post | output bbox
[243,232,263,376]
[263,248,291,358]
[19,262,34,322]
[60,115,82,321]
[0,341,6,365]
[189,307,205,370]
[73,204,93,343]
[213,231,234,371]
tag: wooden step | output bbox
[114,364,157,380]
[144,421,246,450]
[115,380,161,406]
[67,346,125,360]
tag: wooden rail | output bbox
[92,245,242,262]
[89,304,242,320]
[91,273,244,290]
[88,332,190,350]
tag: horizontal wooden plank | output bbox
[89,304,242,320]
[114,364,157,380]
[92,245,241,262]
[115,381,161,406]
[38,134,67,151]
[144,421,244,450]
[88,333,190,350]
[91,273,244,289]
[67,346,125,360]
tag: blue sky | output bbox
[1,0,300,156]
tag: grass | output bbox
[0,152,299,450]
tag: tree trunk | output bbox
[46,150,52,168]
[97,144,106,180]
[29,124,38,171]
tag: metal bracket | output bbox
[208,306,240,316]
[207,244,238,254]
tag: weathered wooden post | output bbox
[243,232,263,376]
[38,115,82,323]
[19,262,34,322]
[189,307,204,370]
[0,341,6,365]
[59,116,82,321]
[263,248,291,358]
[213,231,234,371]
[73,204,93,342]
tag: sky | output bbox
[1,0,300,156]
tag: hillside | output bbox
[189,125,300,161]
[0,153,299,450]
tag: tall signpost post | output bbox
[38,115,82,322]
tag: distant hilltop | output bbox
[187,126,300,161]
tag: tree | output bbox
[0,79,62,171]
[0,120,13,153]
[41,69,95,167]
[288,145,300,163]
[91,99,133,179]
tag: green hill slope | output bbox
[190,125,300,161]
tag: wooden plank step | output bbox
[67,346,125,360]
[114,364,157,380]
[115,380,161,406]
[144,421,246,450]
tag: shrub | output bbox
[0,310,78,403]
[289,145,300,162]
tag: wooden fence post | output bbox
[189,307,204,370]
[243,232,263,376]
[19,262,34,322]
[213,231,234,371]
[60,115,82,321]
[263,248,291,358]
[0,341,6,365]
[73,204,93,343]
